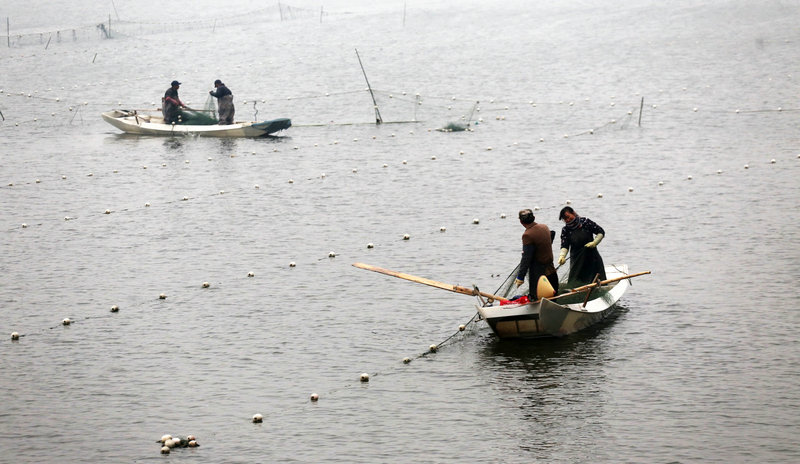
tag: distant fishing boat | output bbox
[477,265,647,339]
[101,109,291,137]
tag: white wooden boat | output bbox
[101,110,291,137]
[477,264,637,339]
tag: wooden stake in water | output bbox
[355,48,383,124]
[320,6,323,23]
[92,53,97,63]
[6,17,9,48]
[45,34,51,49]
[403,2,407,27]
[638,96,644,126]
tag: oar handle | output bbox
[543,270,652,303]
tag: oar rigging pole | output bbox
[355,48,383,125]
[352,262,508,303]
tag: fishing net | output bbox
[175,96,218,125]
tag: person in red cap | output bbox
[163,80,186,124]
[209,79,235,124]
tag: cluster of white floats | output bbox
[157,434,199,454]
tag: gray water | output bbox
[1,1,799,462]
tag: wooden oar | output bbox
[352,262,509,303]
[543,270,651,303]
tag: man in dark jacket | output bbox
[163,80,186,124]
[209,79,235,125]
[515,209,559,300]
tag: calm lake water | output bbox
[1,0,799,462]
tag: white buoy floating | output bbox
[500,213,506,219]
[403,234,410,240]
[11,332,19,340]
[440,226,446,232]
[110,305,119,312]
[687,175,693,180]
[328,251,336,258]
[202,282,210,288]
[458,324,466,331]
[159,293,166,300]
[360,373,370,382]
[472,218,480,224]
[248,272,254,277]
[367,243,374,249]
[597,193,603,198]
[252,413,263,423]
[744,164,749,169]
[310,393,319,402]
[403,357,411,364]
[628,187,634,192]
[429,344,438,353]
[289,262,296,267]
[62,318,71,326]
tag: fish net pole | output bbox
[355,48,383,124]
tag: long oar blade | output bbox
[352,262,508,303]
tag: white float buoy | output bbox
[104,209,111,214]
[431,155,436,160]
[145,203,150,207]
[21,223,27,228]
[159,293,166,300]
[687,175,693,180]
[182,196,188,201]
[35,179,41,183]
[429,344,438,353]
[565,200,572,205]
[458,324,466,331]
[402,160,407,165]
[288,179,294,183]
[440,226,446,232]
[328,251,336,258]
[110,305,119,312]
[628,187,634,192]
[383,163,388,168]
[161,446,170,454]
[188,440,198,447]
[597,193,603,198]
[770,159,776,164]
[202,282,210,288]
[658,181,664,186]
[402,357,411,364]
[160,435,172,444]
[744,164,749,169]
[533,206,540,211]
[62,318,71,326]
[252,414,263,423]
[472,218,480,224]
[310,393,319,402]
[500,213,506,219]
[11,332,19,340]
[403,234,410,240]
[248,272,254,277]
[360,372,370,382]
[289,262,296,267]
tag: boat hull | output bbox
[477,264,630,339]
[101,110,291,137]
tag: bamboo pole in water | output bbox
[638,96,644,126]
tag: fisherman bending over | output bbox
[209,79,235,125]
[515,209,559,300]
[558,206,606,286]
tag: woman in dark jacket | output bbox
[558,206,606,286]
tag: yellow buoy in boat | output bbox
[537,275,556,299]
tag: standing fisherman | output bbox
[209,79,235,125]
[162,80,186,124]
[514,209,559,300]
[558,206,606,286]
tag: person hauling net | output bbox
[557,206,606,288]
[209,79,235,125]
[162,80,187,124]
